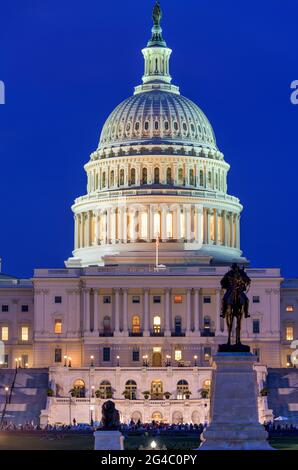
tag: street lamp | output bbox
[194,355,198,367]
[90,355,94,367]
[15,358,18,369]
[18,357,22,368]
[116,355,120,367]
[25,363,29,369]
[143,355,148,367]
[91,385,95,398]
[4,386,9,403]
[166,355,171,367]
[150,440,157,449]
[90,405,94,426]
[64,355,68,367]
[68,356,72,368]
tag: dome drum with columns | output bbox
[65,4,246,268]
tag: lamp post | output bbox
[194,355,198,367]
[18,357,22,368]
[64,355,68,367]
[116,355,120,367]
[15,358,18,369]
[68,356,72,368]
[166,355,171,367]
[91,385,95,398]
[143,355,148,367]
[90,355,94,367]
[90,405,94,427]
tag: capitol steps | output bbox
[267,368,298,423]
[0,368,49,425]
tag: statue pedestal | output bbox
[94,430,124,450]
[199,353,273,450]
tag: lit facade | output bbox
[0,5,296,425]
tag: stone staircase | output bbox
[267,368,298,423]
[0,368,49,425]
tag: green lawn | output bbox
[0,433,297,450]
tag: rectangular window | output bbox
[175,350,182,361]
[54,296,62,304]
[1,326,8,341]
[3,354,8,368]
[174,295,183,304]
[286,326,294,341]
[253,320,260,334]
[253,348,260,362]
[54,320,62,334]
[132,349,140,362]
[132,296,140,304]
[286,305,294,312]
[153,296,161,304]
[1,305,9,312]
[286,354,292,367]
[55,348,62,363]
[21,326,29,341]
[204,347,212,361]
[21,354,28,368]
[103,296,111,304]
[21,305,29,312]
[203,296,211,304]
[103,347,110,362]
[253,296,260,303]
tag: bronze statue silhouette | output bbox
[153,1,162,26]
[220,263,251,349]
[99,400,120,430]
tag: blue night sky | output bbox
[0,0,297,278]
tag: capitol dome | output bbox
[66,2,246,269]
[98,91,217,153]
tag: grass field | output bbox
[0,433,297,450]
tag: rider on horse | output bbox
[220,263,250,319]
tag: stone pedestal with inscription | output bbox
[94,430,124,450]
[199,353,273,450]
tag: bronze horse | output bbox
[221,264,250,346]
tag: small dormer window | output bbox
[174,122,178,131]
[164,121,169,130]
[144,121,149,131]
[135,122,140,131]
[183,122,187,131]
[154,121,159,130]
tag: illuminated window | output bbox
[286,305,294,312]
[286,326,294,341]
[21,326,29,341]
[166,212,173,238]
[153,212,160,237]
[132,315,140,334]
[153,316,161,334]
[1,326,8,341]
[177,380,189,399]
[175,350,182,361]
[174,295,183,304]
[140,212,148,239]
[204,347,211,361]
[54,320,62,334]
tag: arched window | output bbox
[166,167,172,185]
[199,170,204,186]
[119,169,124,186]
[72,379,85,398]
[132,315,140,334]
[102,172,106,188]
[153,316,161,334]
[154,121,159,130]
[103,316,111,334]
[110,170,114,187]
[142,167,147,184]
[95,173,99,190]
[151,380,163,399]
[215,173,218,189]
[130,168,136,185]
[144,121,149,131]
[177,380,189,399]
[178,168,183,184]
[175,316,182,335]
[154,167,160,184]
[125,380,137,400]
[207,171,212,186]
[189,168,194,186]
[99,380,113,399]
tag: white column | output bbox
[111,208,116,244]
[186,289,192,334]
[84,289,90,333]
[236,214,240,249]
[176,205,181,240]
[122,288,128,335]
[80,213,84,248]
[203,208,208,244]
[149,205,155,240]
[223,211,229,246]
[86,211,91,247]
[146,207,150,242]
[231,213,235,248]
[93,289,99,334]
[214,209,219,245]
[122,207,127,243]
[194,288,200,334]
[114,288,120,334]
[143,288,150,336]
[185,205,191,242]
[74,215,79,249]
[161,205,167,241]
[106,208,110,244]
[95,210,99,245]
[195,206,203,245]
[215,288,222,335]
[164,288,171,336]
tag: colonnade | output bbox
[74,204,240,250]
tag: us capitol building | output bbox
[0,4,297,426]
